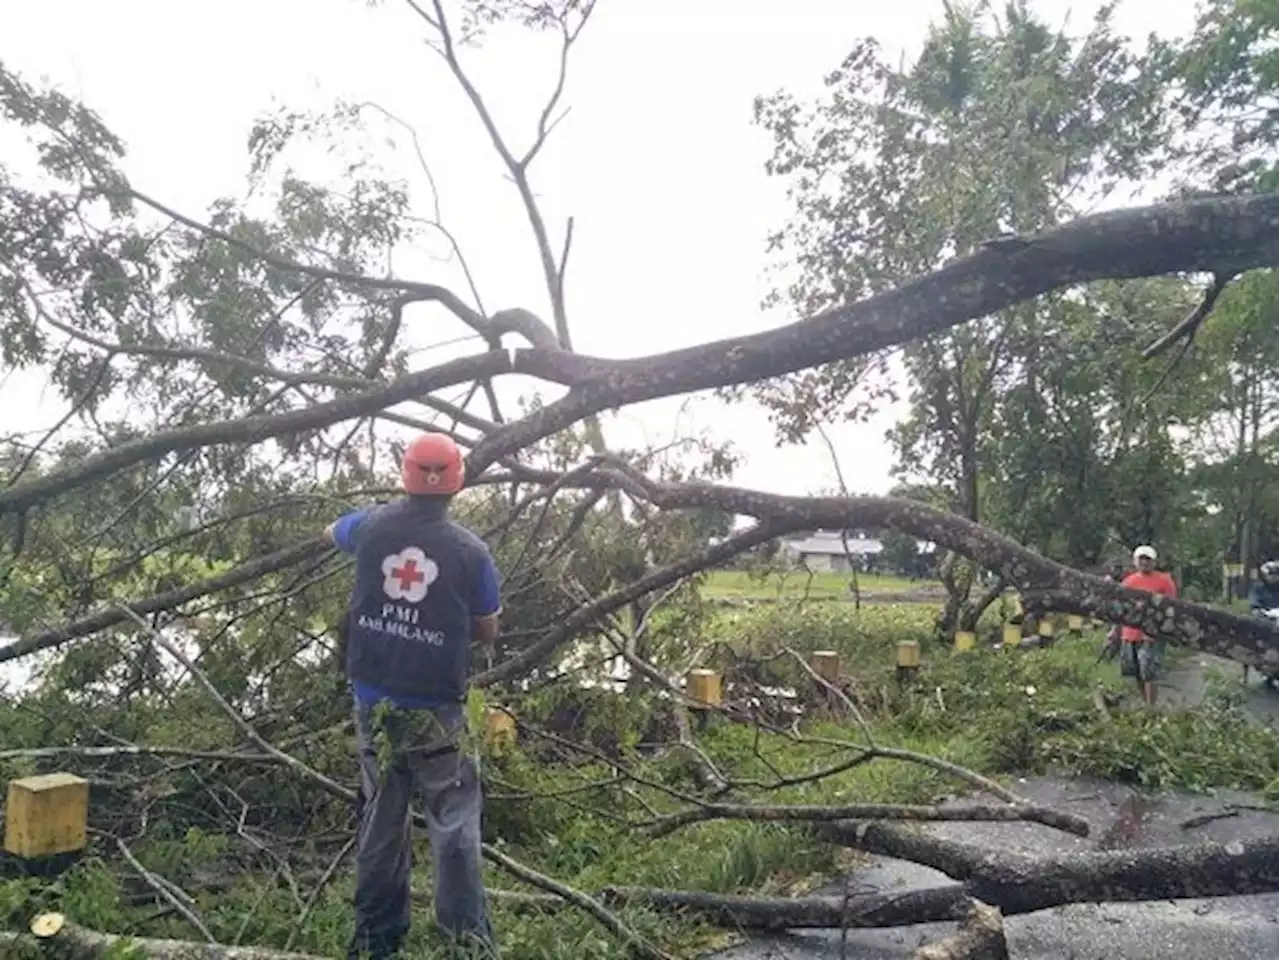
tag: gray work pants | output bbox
[352,700,496,956]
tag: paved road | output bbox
[1158,650,1279,727]
[711,775,1277,960]
[712,654,1278,960]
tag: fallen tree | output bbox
[2,6,1278,958]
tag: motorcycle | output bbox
[1249,609,1280,691]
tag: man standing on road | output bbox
[1114,544,1178,707]
[326,432,502,959]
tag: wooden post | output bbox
[953,630,976,652]
[686,669,722,707]
[1036,617,1055,644]
[808,650,841,683]
[4,773,89,860]
[896,640,921,684]
[1002,624,1021,647]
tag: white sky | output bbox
[2,0,1195,498]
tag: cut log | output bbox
[912,899,1010,960]
[1,912,328,959]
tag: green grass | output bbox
[702,568,937,599]
[3,602,1275,959]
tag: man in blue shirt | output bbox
[327,432,501,959]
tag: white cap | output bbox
[1133,545,1157,561]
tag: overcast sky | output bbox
[3,0,1196,497]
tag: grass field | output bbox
[702,568,938,600]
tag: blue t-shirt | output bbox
[332,505,500,708]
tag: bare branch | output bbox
[114,835,217,944]
[1142,272,1232,358]
[409,0,592,351]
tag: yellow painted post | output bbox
[686,669,723,707]
[809,650,841,683]
[953,630,976,652]
[896,640,921,683]
[3,773,89,860]
[484,708,517,750]
[1067,614,1085,633]
[1002,623,1022,647]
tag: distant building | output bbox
[780,530,883,574]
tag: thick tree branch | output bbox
[599,833,1277,932]
[466,192,1277,468]
[8,467,1274,676]
[484,464,1280,670]
[0,351,517,514]
[826,820,1279,912]
[3,195,1272,516]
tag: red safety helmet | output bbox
[401,433,465,496]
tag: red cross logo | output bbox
[390,558,426,592]
[380,547,439,603]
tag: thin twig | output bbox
[114,835,216,943]
[284,836,356,950]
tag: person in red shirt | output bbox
[1115,544,1178,706]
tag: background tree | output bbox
[751,1,1172,635]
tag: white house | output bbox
[780,530,883,573]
